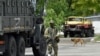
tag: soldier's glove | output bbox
[44,35,50,39]
[46,38,53,44]
[44,35,51,43]
[55,35,60,43]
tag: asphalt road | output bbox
[58,42,100,56]
[25,38,100,56]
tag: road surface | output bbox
[25,41,100,56]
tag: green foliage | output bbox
[95,34,100,41]
[37,0,100,29]
[71,0,100,16]
[44,9,57,27]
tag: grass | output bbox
[94,34,100,41]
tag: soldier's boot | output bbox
[54,50,58,56]
[48,44,52,56]
[53,44,58,56]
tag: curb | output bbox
[59,38,92,44]
[90,38,100,43]
[96,41,100,43]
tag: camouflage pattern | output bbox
[44,27,59,56]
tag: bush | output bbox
[94,34,100,41]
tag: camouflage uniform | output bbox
[44,20,59,56]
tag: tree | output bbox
[37,0,100,29]
[71,0,100,16]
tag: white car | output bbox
[57,31,64,36]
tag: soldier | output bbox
[44,20,60,56]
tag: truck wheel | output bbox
[32,45,40,56]
[88,30,94,37]
[17,37,25,56]
[85,33,88,37]
[85,29,94,37]
[90,29,94,37]
[32,36,47,56]
[69,32,75,37]
[79,31,85,37]
[4,36,17,56]
[64,31,67,37]
[32,24,47,56]
[39,36,47,56]
[32,39,47,56]
[70,34,74,37]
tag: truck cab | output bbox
[64,16,94,37]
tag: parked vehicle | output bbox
[63,16,94,37]
[0,0,47,56]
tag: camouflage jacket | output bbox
[44,27,60,43]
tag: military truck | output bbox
[63,16,94,37]
[0,0,47,56]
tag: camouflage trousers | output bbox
[47,43,58,56]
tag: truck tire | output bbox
[39,35,47,56]
[88,30,94,37]
[32,24,47,56]
[64,31,67,37]
[4,36,17,56]
[32,37,47,56]
[85,29,94,37]
[90,29,94,37]
[32,45,39,56]
[69,32,75,37]
[84,30,88,37]
[80,30,85,37]
[16,37,25,56]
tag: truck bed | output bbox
[0,16,35,33]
